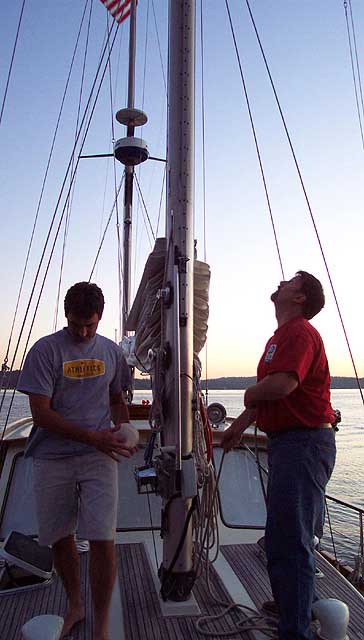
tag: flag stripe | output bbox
[105,0,129,12]
[99,0,136,24]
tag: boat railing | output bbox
[325,493,364,559]
[2,417,33,441]
[242,443,364,584]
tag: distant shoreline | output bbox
[197,376,364,391]
[133,376,363,391]
[2,374,362,391]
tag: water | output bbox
[1,388,364,566]
[202,389,364,566]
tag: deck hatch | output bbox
[214,448,267,529]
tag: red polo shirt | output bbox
[256,316,334,433]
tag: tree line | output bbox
[2,370,363,391]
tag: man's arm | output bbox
[28,394,133,460]
[221,407,257,452]
[222,372,298,453]
[109,391,130,425]
[244,372,298,408]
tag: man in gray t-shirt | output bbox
[18,281,136,640]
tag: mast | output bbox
[114,0,149,340]
[122,0,137,336]
[160,0,196,600]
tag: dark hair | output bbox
[296,270,325,320]
[64,282,104,318]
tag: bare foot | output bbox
[60,606,85,638]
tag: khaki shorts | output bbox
[32,451,118,546]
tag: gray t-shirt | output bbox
[18,328,130,459]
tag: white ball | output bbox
[116,422,139,448]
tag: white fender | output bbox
[312,598,349,640]
[21,615,64,640]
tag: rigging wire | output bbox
[134,0,168,283]
[95,24,124,284]
[199,1,208,266]
[199,0,209,405]
[1,34,122,438]
[244,0,364,406]
[324,497,339,564]
[53,0,95,332]
[225,1,285,281]
[253,427,268,504]
[89,175,125,281]
[343,0,364,151]
[107,11,124,344]
[140,0,167,241]
[132,0,168,296]
[141,0,150,112]
[193,450,277,638]
[0,0,26,127]
[133,0,150,302]
[1,0,91,380]
[129,0,166,301]
[151,0,167,95]
[347,0,364,122]
[134,173,156,246]
[93,17,128,290]
[0,19,121,432]
[1,32,120,435]
[146,489,159,571]
[155,164,166,237]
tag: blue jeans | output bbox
[265,428,336,640]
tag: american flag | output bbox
[99,0,136,24]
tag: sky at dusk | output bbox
[0,0,364,380]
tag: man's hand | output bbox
[221,407,257,453]
[27,394,138,461]
[221,422,244,452]
[90,425,138,461]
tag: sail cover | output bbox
[125,238,210,372]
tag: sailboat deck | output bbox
[221,543,364,640]
[117,542,256,640]
[1,540,363,639]
[0,549,93,639]
[0,543,256,640]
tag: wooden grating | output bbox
[0,543,257,640]
[221,542,364,640]
[116,542,256,639]
[0,551,93,640]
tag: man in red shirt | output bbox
[222,271,336,640]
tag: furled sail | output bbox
[124,238,210,372]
